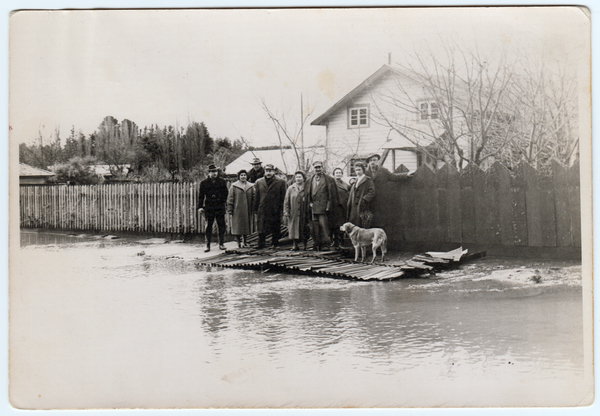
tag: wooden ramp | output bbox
[198,245,486,281]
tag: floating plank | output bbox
[198,245,485,281]
[412,255,450,264]
[426,247,468,261]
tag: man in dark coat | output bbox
[248,157,265,183]
[306,161,338,251]
[365,153,413,227]
[198,164,228,252]
[253,164,287,249]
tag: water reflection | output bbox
[197,274,229,337]
[20,231,92,246]
[14,237,586,407]
[188,266,583,377]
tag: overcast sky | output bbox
[9,7,589,148]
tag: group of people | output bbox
[197,153,412,252]
[283,161,349,251]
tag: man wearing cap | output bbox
[253,164,287,249]
[248,157,265,183]
[306,161,337,251]
[365,153,413,227]
[198,164,228,252]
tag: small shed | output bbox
[19,163,55,185]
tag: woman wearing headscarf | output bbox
[227,169,254,248]
[283,171,310,250]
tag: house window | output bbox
[349,158,367,176]
[419,101,439,120]
[348,105,369,128]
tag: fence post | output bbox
[460,163,483,244]
[522,162,544,247]
[487,162,513,246]
[412,164,438,244]
[568,161,581,248]
[437,163,461,244]
[510,163,529,246]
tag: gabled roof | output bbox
[225,147,326,175]
[311,64,419,126]
[19,163,55,177]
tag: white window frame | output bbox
[347,105,370,129]
[348,157,368,176]
[418,100,440,121]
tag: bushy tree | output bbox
[20,116,247,182]
[53,156,102,185]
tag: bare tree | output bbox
[506,61,578,172]
[373,42,519,170]
[326,127,365,173]
[261,95,314,173]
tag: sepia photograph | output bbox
[7,4,594,412]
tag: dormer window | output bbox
[348,105,369,128]
[419,101,439,120]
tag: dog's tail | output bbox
[376,234,388,254]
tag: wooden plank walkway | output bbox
[198,246,486,281]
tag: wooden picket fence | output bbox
[20,160,582,252]
[20,182,204,233]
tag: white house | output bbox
[311,64,445,175]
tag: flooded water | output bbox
[10,232,590,409]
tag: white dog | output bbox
[340,222,388,263]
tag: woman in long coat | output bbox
[227,169,254,248]
[347,162,376,228]
[283,171,310,250]
[330,167,350,248]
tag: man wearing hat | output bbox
[248,157,265,183]
[198,164,228,251]
[365,152,413,227]
[306,161,337,251]
[253,164,287,249]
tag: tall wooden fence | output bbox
[20,160,582,255]
[374,160,581,255]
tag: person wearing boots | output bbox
[198,164,228,252]
[254,164,287,249]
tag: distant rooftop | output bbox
[225,147,327,175]
[19,163,55,177]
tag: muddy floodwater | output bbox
[10,231,590,409]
